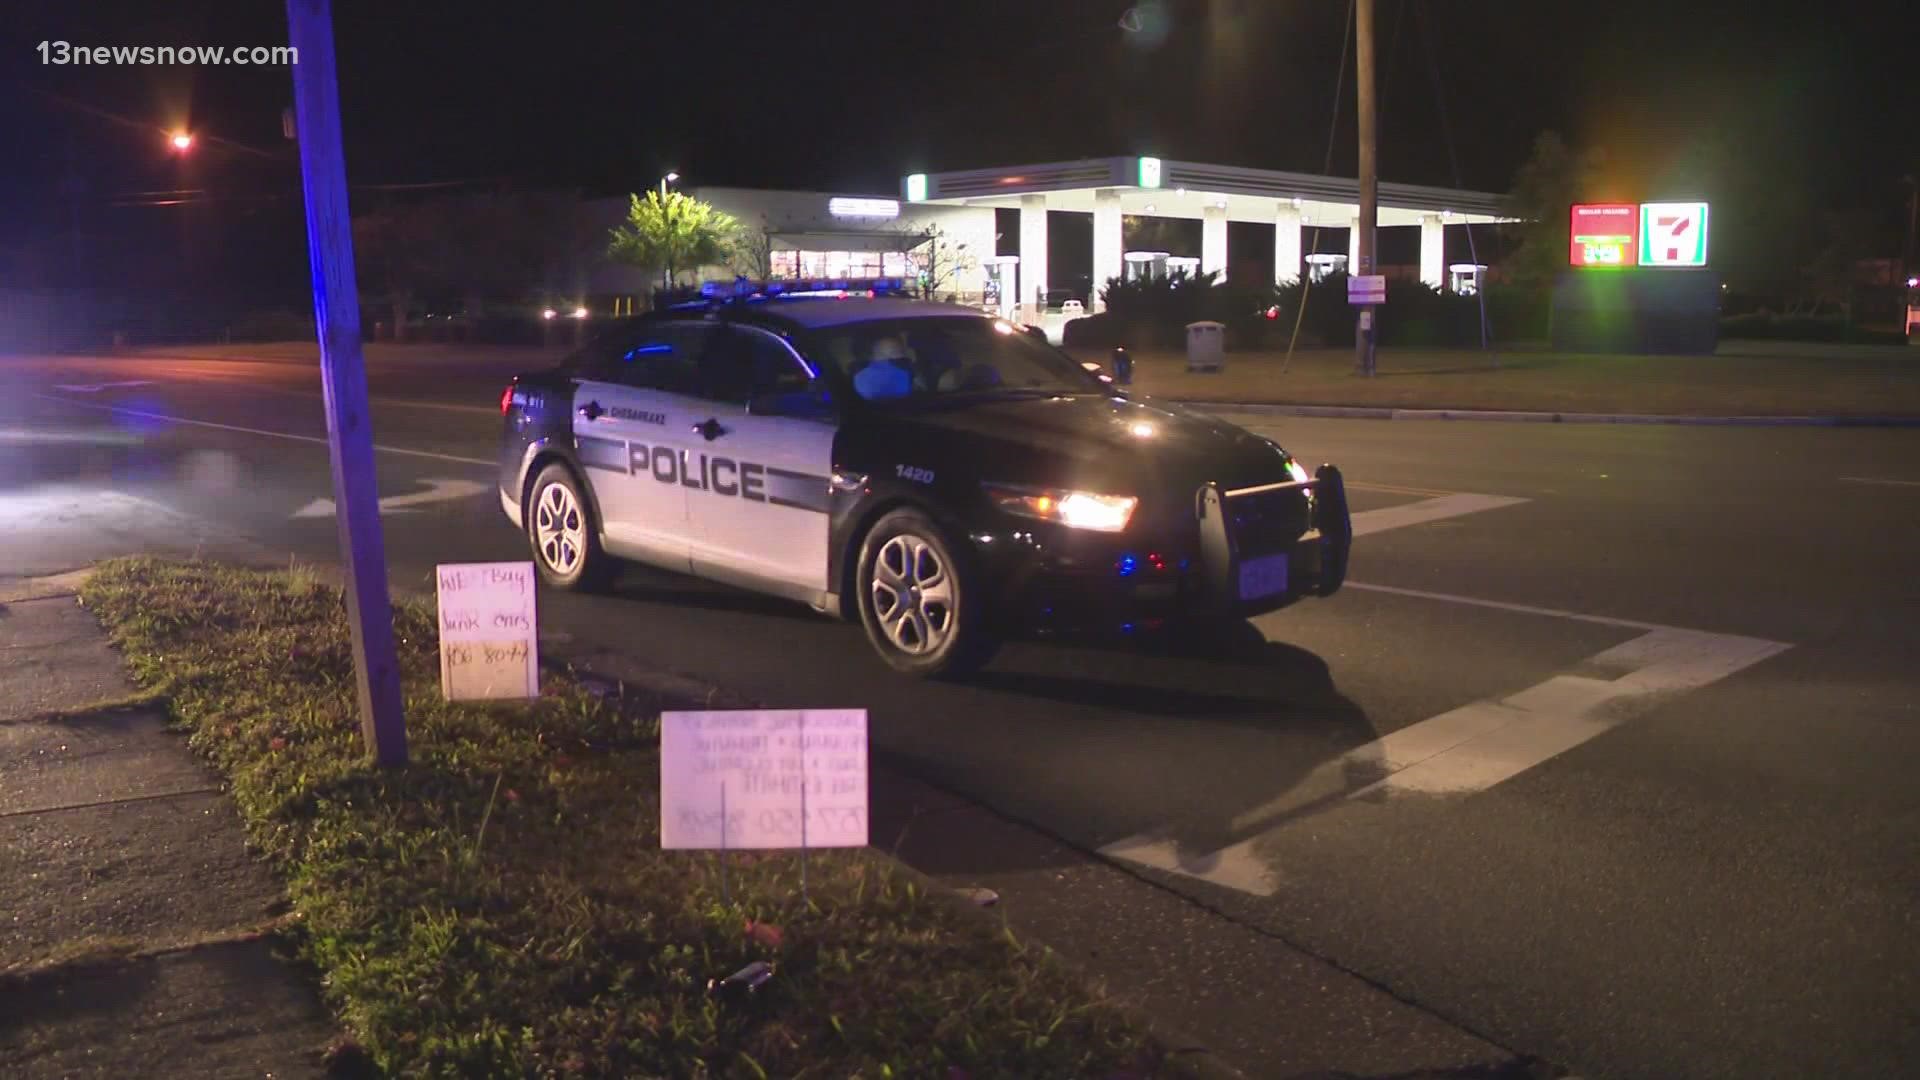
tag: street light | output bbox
[658,172,680,290]
[169,131,194,152]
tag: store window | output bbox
[883,251,909,278]
[771,251,799,279]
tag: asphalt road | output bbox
[4,348,1916,1080]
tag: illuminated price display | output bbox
[1570,204,1640,268]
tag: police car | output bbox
[496,280,1351,677]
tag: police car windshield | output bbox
[801,316,1104,407]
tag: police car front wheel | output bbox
[527,464,614,591]
[856,509,998,677]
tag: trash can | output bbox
[1185,321,1225,372]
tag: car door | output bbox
[684,324,838,597]
[571,321,715,571]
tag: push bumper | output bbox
[1195,463,1351,616]
[976,464,1352,631]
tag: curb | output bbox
[1174,401,1920,427]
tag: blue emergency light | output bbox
[685,277,911,304]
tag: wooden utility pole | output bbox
[1353,0,1379,377]
[285,0,408,766]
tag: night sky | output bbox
[2,0,1912,289]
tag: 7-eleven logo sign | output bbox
[1638,202,1710,267]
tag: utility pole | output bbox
[285,0,408,766]
[1353,0,1378,377]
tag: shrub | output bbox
[1084,272,1552,351]
[1719,312,1906,346]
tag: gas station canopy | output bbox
[903,156,1510,308]
[904,156,1507,228]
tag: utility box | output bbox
[1185,321,1225,372]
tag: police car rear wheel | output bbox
[856,509,997,677]
[528,464,613,591]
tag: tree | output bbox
[354,190,590,340]
[1123,215,1193,256]
[909,223,976,300]
[726,216,776,282]
[1500,131,1607,291]
[353,199,458,342]
[606,190,740,288]
[1800,209,1881,319]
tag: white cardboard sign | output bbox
[660,709,869,850]
[435,561,539,701]
[1347,274,1387,306]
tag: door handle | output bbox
[692,417,728,441]
[578,400,604,421]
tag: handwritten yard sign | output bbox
[435,561,539,701]
[660,709,869,850]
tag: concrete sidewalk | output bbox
[0,574,338,1079]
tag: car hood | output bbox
[875,392,1292,496]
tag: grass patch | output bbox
[1080,343,1920,416]
[80,558,1158,1078]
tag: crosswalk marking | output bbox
[1101,624,1789,897]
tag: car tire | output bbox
[525,463,615,591]
[855,508,999,677]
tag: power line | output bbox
[1414,0,1495,359]
[1283,0,1357,370]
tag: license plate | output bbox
[1238,553,1289,601]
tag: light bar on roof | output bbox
[829,197,900,219]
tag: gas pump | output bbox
[981,256,1019,321]
[1123,251,1169,282]
[1449,263,1488,296]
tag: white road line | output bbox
[45,377,495,414]
[52,380,155,392]
[1839,476,1920,488]
[1105,619,1789,897]
[1348,492,1529,537]
[1341,581,1687,633]
[291,477,491,518]
[32,394,493,467]
[1345,480,1461,498]
[1350,628,1787,797]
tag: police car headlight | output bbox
[986,484,1137,532]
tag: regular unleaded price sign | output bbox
[660,709,869,850]
[435,561,539,700]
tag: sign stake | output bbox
[285,0,406,765]
[719,780,730,908]
[799,711,810,908]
